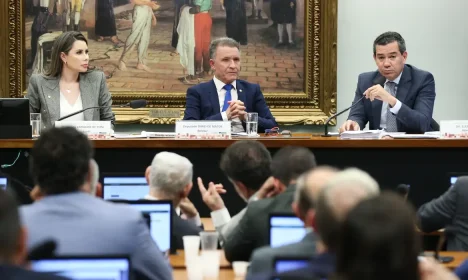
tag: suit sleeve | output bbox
[130,214,173,280]
[253,85,278,131]
[27,75,41,114]
[223,205,256,262]
[395,73,435,133]
[97,71,115,127]
[417,177,459,233]
[184,87,223,120]
[246,246,273,279]
[347,74,367,130]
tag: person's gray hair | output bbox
[149,152,193,197]
[89,159,99,195]
[209,37,240,60]
[0,189,21,262]
[321,168,380,218]
[373,31,406,55]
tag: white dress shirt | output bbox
[143,194,202,226]
[380,71,403,129]
[59,92,85,121]
[212,76,245,133]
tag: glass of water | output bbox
[30,113,41,138]
[246,112,258,137]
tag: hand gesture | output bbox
[226,100,246,120]
[255,176,284,199]
[179,197,198,218]
[364,84,396,106]
[198,177,226,211]
[339,120,360,133]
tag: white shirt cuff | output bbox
[185,213,202,227]
[221,112,228,121]
[210,207,231,228]
[389,100,402,114]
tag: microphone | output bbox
[27,239,57,260]
[120,99,147,109]
[433,226,455,263]
[321,75,386,137]
[57,99,147,121]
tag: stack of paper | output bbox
[340,130,382,139]
[113,132,176,139]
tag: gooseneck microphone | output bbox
[321,75,386,137]
[57,99,147,121]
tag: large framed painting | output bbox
[7,0,337,125]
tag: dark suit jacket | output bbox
[347,64,435,133]
[171,209,203,250]
[183,79,278,132]
[0,264,70,280]
[223,186,296,262]
[417,176,468,251]
[27,71,115,129]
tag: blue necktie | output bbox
[222,84,233,112]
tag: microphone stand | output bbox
[321,95,365,137]
[57,106,104,121]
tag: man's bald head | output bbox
[315,168,380,251]
[293,166,339,224]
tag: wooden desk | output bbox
[202,217,215,231]
[3,136,468,216]
[170,250,231,269]
[425,251,468,269]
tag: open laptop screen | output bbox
[102,176,149,200]
[126,201,172,253]
[269,214,306,248]
[448,172,468,188]
[30,256,130,280]
[274,258,310,274]
[0,176,7,190]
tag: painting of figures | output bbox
[24,0,305,93]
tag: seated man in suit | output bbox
[20,127,172,280]
[340,31,436,133]
[143,151,206,249]
[197,140,279,246]
[417,176,468,251]
[183,37,278,133]
[246,166,338,279]
[0,189,68,280]
[275,168,380,279]
[223,146,317,262]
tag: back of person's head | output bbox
[220,140,271,191]
[0,189,26,265]
[315,168,379,251]
[293,166,338,224]
[147,152,193,198]
[336,192,421,280]
[271,146,317,187]
[30,127,93,195]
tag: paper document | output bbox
[340,130,382,139]
[113,132,176,138]
[388,134,440,139]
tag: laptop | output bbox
[102,174,149,201]
[124,200,173,254]
[30,256,131,280]
[269,214,306,248]
[273,257,311,274]
[0,176,7,190]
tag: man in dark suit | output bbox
[340,31,436,134]
[183,37,277,133]
[223,146,317,262]
[143,151,206,249]
[417,176,468,251]
[246,166,338,279]
[0,188,68,280]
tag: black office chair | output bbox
[430,118,440,131]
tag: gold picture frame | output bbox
[6,0,337,125]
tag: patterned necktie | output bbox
[222,84,233,112]
[386,81,398,132]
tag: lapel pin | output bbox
[48,95,51,98]
[239,89,243,92]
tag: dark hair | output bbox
[0,189,21,262]
[209,37,240,60]
[44,31,88,78]
[220,140,271,190]
[335,192,421,280]
[271,146,317,186]
[29,127,94,195]
[373,31,406,55]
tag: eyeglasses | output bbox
[265,127,280,136]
